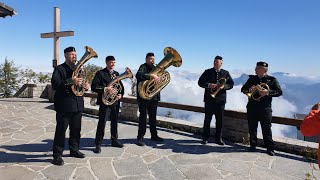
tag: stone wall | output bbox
[34,84,50,98]
[14,84,51,99]
[223,116,249,142]
[120,100,139,122]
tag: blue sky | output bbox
[1,0,319,76]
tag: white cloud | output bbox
[272,97,297,117]
[161,71,204,106]
[225,85,248,112]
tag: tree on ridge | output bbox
[0,58,19,98]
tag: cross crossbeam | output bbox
[40,7,74,68]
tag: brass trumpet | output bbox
[210,77,228,98]
[246,82,270,101]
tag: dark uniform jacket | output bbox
[91,68,124,106]
[51,62,84,113]
[198,68,234,104]
[136,63,160,102]
[241,75,282,108]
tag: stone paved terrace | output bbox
[0,98,319,180]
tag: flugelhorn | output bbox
[102,67,133,105]
[138,47,182,100]
[246,82,270,101]
[210,77,229,98]
[71,46,98,96]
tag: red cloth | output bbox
[300,110,320,168]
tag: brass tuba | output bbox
[71,46,98,96]
[210,77,229,98]
[246,82,270,101]
[102,67,133,105]
[138,47,182,100]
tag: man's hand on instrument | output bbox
[249,85,256,93]
[209,83,218,89]
[116,94,122,100]
[83,82,90,91]
[150,74,160,84]
[218,84,225,89]
[105,86,116,93]
[259,89,268,97]
[72,76,82,86]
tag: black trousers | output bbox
[95,104,118,145]
[247,105,274,150]
[202,101,225,140]
[137,100,158,140]
[53,111,82,158]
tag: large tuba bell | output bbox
[102,67,133,105]
[138,47,182,100]
[210,77,229,98]
[246,82,270,101]
[71,46,98,96]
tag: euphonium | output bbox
[102,67,133,105]
[210,77,229,98]
[71,46,98,96]
[138,47,182,100]
[246,82,270,101]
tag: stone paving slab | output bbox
[0,98,319,180]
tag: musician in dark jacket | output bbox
[91,56,124,153]
[51,46,89,166]
[241,61,282,156]
[136,52,163,146]
[198,55,234,145]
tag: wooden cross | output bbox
[40,7,74,68]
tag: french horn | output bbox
[102,67,133,105]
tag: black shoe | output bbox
[215,139,225,146]
[52,156,64,166]
[136,139,145,146]
[248,146,257,152]
[94,145,101,154]
[201,140,208,145]
[151,136,164,142]
[112,140,124,148]
[267,149,275,156]
[70,151,85,158]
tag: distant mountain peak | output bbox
[239,73,250,77]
